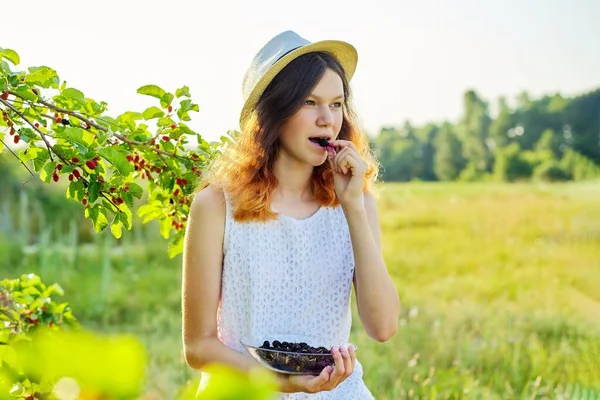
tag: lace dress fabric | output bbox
[199,195,374,399]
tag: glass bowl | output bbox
[240,335,357,375]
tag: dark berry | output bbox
[316,138,330,147]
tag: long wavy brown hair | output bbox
[196,51,379,222]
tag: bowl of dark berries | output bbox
[240,335,357,375]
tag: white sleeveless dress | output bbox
[199,194,374,399]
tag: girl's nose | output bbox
[317,105,334,127]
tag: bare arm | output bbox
[344,191,400,342]
[182,186,318,393]
[181,185,260,373]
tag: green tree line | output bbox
[372,88,600,182]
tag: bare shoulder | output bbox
[190,184,225,214]
[184,185,226,247]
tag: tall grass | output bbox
[2,180,600,398]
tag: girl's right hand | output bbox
[282,345,356,393]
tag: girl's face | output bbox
[277,68,344,167]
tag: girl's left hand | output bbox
[327,140,368,207]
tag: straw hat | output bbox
[239,30,358,127]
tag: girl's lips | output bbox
[309,139,327,149]
[315,138,331,147]
[308,139,337,158]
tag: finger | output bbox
[332,141,358,160]
[326,145,337,161]
[344,153,368,176]
[334,148,351,174]
[331,156,344,174]
[328,346,346,388]
[311,365,333,387]
[336,150,355,175]
[330,139,357,152]
[335,146,365,175]
[349,345,356,369]
[340,345,354,377]
[327,155,336,173]
[328,149,343,174]
[291,367,331,394]
[305,366,333,393]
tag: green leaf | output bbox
[0,48,20,65]
[33,149,50,171]
[119,204,132,229]
[142,106,164,120]
[176,85,190,98]
[85,204,109,233]
[178,99,199,121]
[27,66,59,89]
[21,273,42,287]
[67,180,85,201]
[159,217,171,239]
[88,181,100,203]
[116,111,143,125]
[18,127,38,143]
[15,85,38,101]
[179,123,196,136]
[137,84,165,99]
[0,132,3,154]
[20,146,43,161]
[98,148,134,176]
[180,99,200,113]
[40,161,57,183]
[158,116,175,127]
[122,192,133,208]
[162,140,175,152]
[47,283,65,296]
[60,126,95,148]
[0,60,12,75]
[137,203,164,224]
[62,88,85,104]
[160,92,174,109]
[110,216,123,239]
[168,233,184,258]
[180,100,200,111]
[127,183,143,199]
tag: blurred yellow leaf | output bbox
[18,328,146,398]
[179,364,278,400]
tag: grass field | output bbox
[3,180,600,399]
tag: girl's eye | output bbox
[305,100,343,107]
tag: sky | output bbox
[3,0,600,142]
